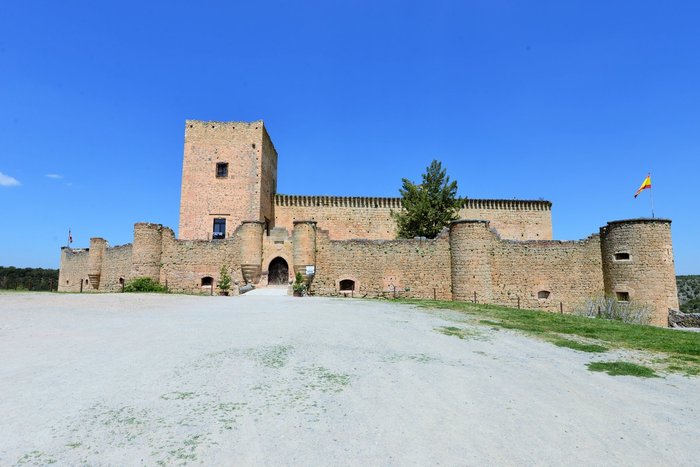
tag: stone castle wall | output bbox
[58,119,679,327]
[58,248,90,292]
[489,231,604,312]
[57,217,676,325]
[160,226,242,293]
[312,229,453,300]
[274,195,552,241]
[99,245,133,292]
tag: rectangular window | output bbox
[614,252,630,261]
[616,291,630,302]
[216,162,228,178]
[213,218,226,239]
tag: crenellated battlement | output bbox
[275,194,551,211]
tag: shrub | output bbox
[292,272,307,295]
[219,265,232,295]
[123,277,167,293]
[574,295,652,325]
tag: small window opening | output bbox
[252,143,256,149]
[538,290,551,299]
[213,218,226,239]
[339,279,355,291]
[216,162,228,178]
[616,291,630,302]
[201,276,213,287]
[614,252,630,261]
[85,279,89,285]
[118,278,124,285]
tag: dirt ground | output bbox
[1,292,698,466]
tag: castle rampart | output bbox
[274,194,552,241]
[312,228,453,300]
[58,119,679,326]
[450,220,495,304]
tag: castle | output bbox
[59,120,679,326]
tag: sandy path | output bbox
[0,292,698,466]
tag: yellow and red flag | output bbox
[634,174,651,198]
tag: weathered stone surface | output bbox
[668,309,700,328]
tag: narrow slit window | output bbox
[216,162,228,178]
[614,252,630,261]
[213,218,226,239]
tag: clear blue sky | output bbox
[1,1,698,274]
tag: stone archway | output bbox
[268,257,289,285]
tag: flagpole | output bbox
[649,173,655,218]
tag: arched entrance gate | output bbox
[268,257,289,285]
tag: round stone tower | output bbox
[292,221,317,280]
[599,219,679,326]
[87,237,107,290]
[131,223,163,281]
[239,221,264,284]
[449,220,494,303]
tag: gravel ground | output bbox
[0,292,698,466]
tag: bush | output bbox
[574,295,653,325]
[292,272,307,295]
[219,265,232,295]
[123,277,167,293]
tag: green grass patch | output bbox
[396,298,700,375]
[587,361,658,377]
[552,339,608,353]
[436,326,467,339]
[435,325,487,340]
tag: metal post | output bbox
[473,291,477,304]
[560,302,563,314]
[433,288,436,300]
[517,296,520,309]
[80,280,83,293]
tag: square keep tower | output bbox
[178,120,278,240]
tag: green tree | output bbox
[219,265,232,295]
[392,160,461,239]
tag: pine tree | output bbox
[218,265,232,295]
[393,160,461,239]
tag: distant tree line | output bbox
[0,267,59,291]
